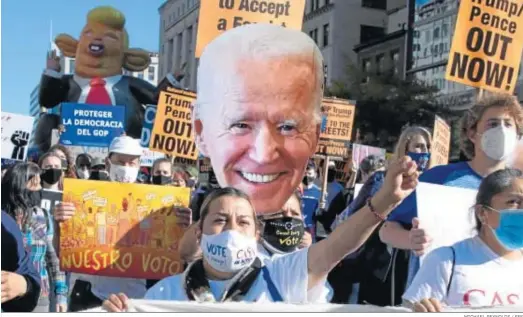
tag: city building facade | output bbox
[303,0,390,87]
[158,0,199,91]
[353,3,408,80]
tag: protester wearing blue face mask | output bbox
[380,93,523,289]
[403,168,523,312]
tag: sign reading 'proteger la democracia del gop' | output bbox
[60,103,126,147]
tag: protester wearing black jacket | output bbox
[1,210,41,312]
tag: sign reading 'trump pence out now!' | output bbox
[445,0,523,94]
[196,0,306,57]
[150,88,198,160]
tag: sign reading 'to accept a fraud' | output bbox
[445,0,523,94]
[195,0,306,57]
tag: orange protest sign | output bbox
[315,98,356,158]
[59,179,190,279]
[195,0,306,57]
[445,0,523,94]
[430,116,451,167]
[150,88,198,160]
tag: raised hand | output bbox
[46,50,61,72]
[10,130,30,160]
[372,156,419,215]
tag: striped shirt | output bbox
[22,207,68,305]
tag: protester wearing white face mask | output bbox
[404,168,523,312]
[379,93,523,288]
[103,156,419,311]
[76,153,93,179]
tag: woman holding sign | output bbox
[102,156,418,310]
[404,168,523,311]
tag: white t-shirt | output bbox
[70,273,146,300]
[257,244,332,303]
[145,248,326,303]
[403,236,523,307]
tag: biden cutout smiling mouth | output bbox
[193,23,324,215]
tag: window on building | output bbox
[137,72,144,79]
[360,25,385,43]
[310,0,320,12]
[425,30,431,43]
[69,59,75,73]
[390,49,400,74]
[376,54,385,75]
[323,24,330,47]
[362,0,386,10]
[361,58,371,83]
[187,26,193,45]
[309,28,318,44]
[442,24,449,37]
[148,66,155,81]
[433,27,440,39]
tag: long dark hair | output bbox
[1,162,41,231]
[475,168,523,231]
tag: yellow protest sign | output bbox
[150,88,198,160]
[446,0,523,94]
[430,116,451,167]
[315,98,356,158]
[60,179,190,279]
[195,0,306,57]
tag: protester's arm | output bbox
[44,220,68,307]
[379,221,412,250]
[307,157,419,290]
[1,214,41,312]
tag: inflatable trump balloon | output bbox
[34,6,182,152]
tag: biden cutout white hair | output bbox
[194,23,324,123]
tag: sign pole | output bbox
[478,88,485,99]
[319,155,330,210]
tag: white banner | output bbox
[416,182,478,263]
[84,300,523,313]
[1,112,35,161]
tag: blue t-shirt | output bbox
[303,184,321,201]
[387,162,483,225]
[326,181,344,209]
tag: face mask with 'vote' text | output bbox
[200,230,258,273]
